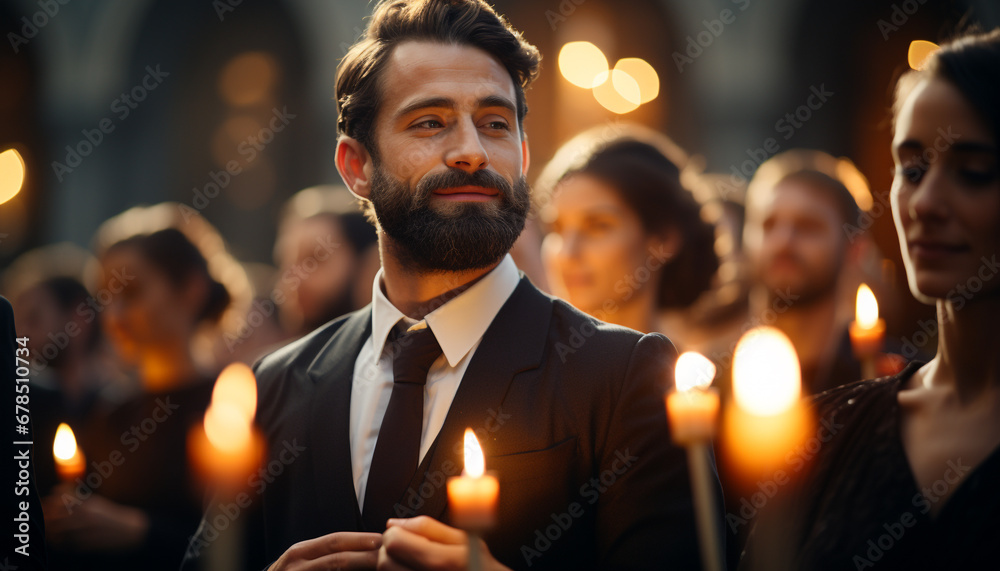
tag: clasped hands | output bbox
[269,516,511,571]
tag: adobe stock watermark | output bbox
[184,438,307,559]
[554,243,673,362]
[893,253,1000,360]
[180,105,296,222]
[520,448,638,567]
[29,266,134,373]
[843,125,960,243]
[213,0,245,21]
[223,233,338,352]
[852,458,970,569]
[725,416,843,533]
[544,0,587,31]
[51,65,170,181]
[59,396,181,512]
[672,0,751,74]
[7,0,71,54]
[722,84,834,199]
[709,286,801,371]
[876,0,930,41]
[392,408,511,518]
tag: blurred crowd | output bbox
[10,24,997,570]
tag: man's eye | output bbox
[484,121,510,131]
[414,119,443,129]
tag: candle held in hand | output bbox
[447,428,499,532]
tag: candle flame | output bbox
[856,283,879,329]
[674,351,717,392]
[203,363,258,452]
[212,362,257,421]
[462,428,485,478]
[204,402,252,452]
[53,423,79,461]
[732,327,801,416]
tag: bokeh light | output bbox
[907,40,939,71]
[613,58,659,104]
[559,41,608,88]
[0,148,26,206]
[592,69,640,114]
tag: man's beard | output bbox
[368,165,531,273]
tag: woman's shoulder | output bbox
[809,361,924,420]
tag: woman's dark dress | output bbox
[741,362,1000,570]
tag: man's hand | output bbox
[377,516,511,571]
[270,532,383,570]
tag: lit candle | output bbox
[53,423,85,482]
[724,327,811,477]
[189,363,264,492]
[849,283,885,379]
[447,428,498,571]
[189,363,265,571]
[666,352,723,571]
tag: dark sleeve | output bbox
[595,332,722,570]
[3,296,49,569]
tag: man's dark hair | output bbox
[335,0,541,154]
[776,170,861,229]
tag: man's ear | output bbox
[521,135,531,177]
[336,137,374,200]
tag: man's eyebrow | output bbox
[394,95,517,120]
[479,95,517,115]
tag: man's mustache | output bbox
[415,168,513,199]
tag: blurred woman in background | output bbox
[42,206,245,570]
[538,125,720,347]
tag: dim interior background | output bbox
[1,0,999,341]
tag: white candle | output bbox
[667,352,723,571]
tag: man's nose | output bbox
[445,119,489,173]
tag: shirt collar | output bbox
[369,254,521,367]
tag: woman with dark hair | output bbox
[539,125,719,340]
[43,227,231,570]
[741,29,1000,570]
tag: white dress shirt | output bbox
[350,254,520,508]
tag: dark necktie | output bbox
[362,323,443,531]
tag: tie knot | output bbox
[392,326,443,386]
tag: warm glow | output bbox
[53,423,78,461]
[613,58,659,104]
[592,69,640,114]
[908,40,939,71]
[558,41,608,88]
[212,362,258,421]
[203,402,253,453]
[675,352,717,392]
[856,283,879,329]
[0,148,26,206]
[218,51,279,107]
[732,327,801,416]
[836,158,873,211]
[462,428,485,477]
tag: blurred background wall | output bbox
[1,0,998,314]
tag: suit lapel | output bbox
[307,308,372,531]
[409,277,553,521]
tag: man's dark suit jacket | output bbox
[187,276,717,570]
